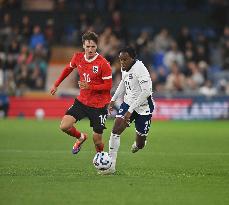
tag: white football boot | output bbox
[131,142,139,153]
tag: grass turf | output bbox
[0,119,229,205]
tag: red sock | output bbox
[95,143,104,152]
[67,127,81,139]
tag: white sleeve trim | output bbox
[70,62,76,68]
[102,75,112,80]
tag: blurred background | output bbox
[0,0,229,120]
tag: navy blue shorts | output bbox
[116,102,153,136]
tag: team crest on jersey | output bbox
[92,66,99,73]
[129,74,133,79]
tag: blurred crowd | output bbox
[0,0,229,97]
[105,25,229,97]
[0,13,49,96]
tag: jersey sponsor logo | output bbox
[129,74,133,79]
[92,66,99,73]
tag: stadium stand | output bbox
[0,0,228,119]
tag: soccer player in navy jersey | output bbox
[50,31,112,155]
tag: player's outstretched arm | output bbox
[111,79,125,101]
[108,80,125,115]
[51,65,74,95]
[50,86,58,95]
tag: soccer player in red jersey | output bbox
[50,31,112,155]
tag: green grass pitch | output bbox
[0,119,229,205]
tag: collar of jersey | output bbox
[84,53,99,62]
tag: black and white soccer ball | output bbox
[93,151,112,170]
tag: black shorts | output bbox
[65,99,108,134]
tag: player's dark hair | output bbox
[82,31,98,44]
[119,46,136,59]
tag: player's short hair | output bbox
[119,46,136,59]
[82,31,98,44]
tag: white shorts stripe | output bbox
[102,76,112,80]
[115,115,124,119]
[135,128,148,137]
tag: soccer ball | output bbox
[93,151,112,170]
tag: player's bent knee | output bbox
[112,123,122,134]
[112,127,120,135]
[112,125,124,135]
[112,118,126,135]
[93,127,103,135]
[59,123,71,132]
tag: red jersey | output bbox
[54,52,112,108]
